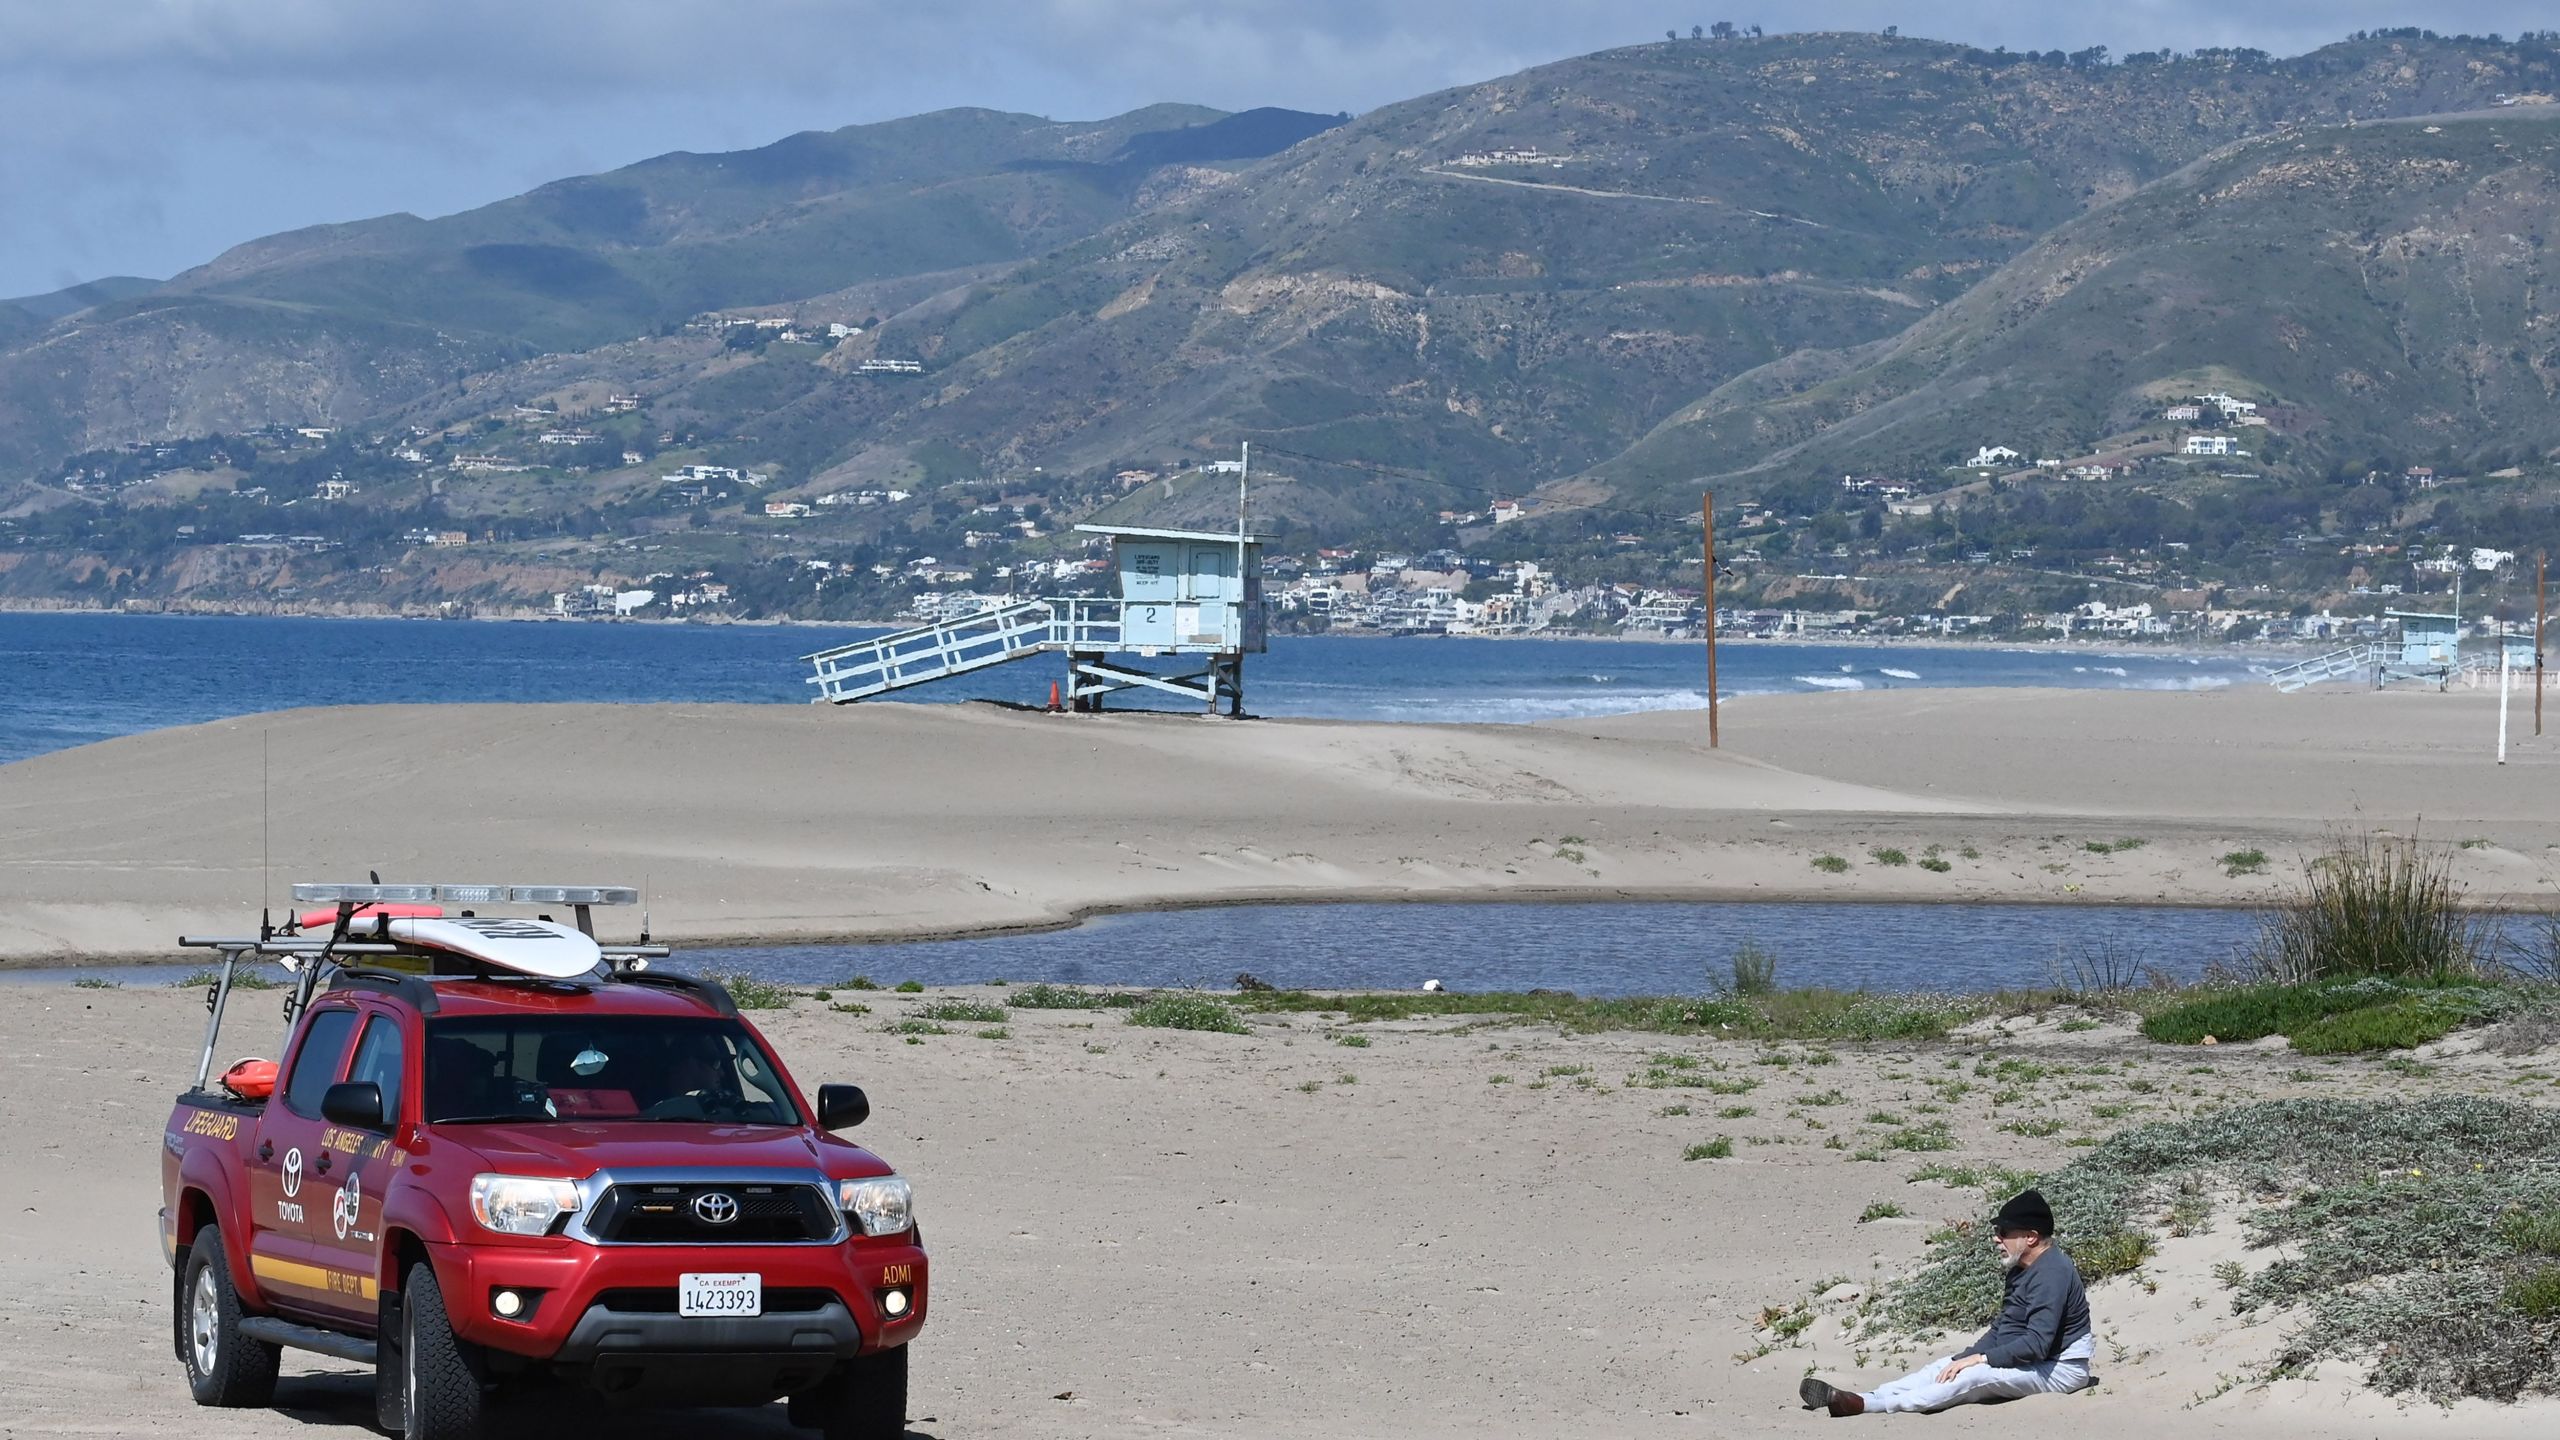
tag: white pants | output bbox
[1860,1352,2092,1414]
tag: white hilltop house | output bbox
[2182,435,2241,457]
[1966,445,2022,468]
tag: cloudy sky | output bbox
[2,1,2549,298]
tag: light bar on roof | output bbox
[290,883,639,906]
[293,883,442,904]
[510,886,639,906]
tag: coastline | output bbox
[0,686,2550,963]
[0,599,2317,662]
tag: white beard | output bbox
[1999,1248,2027,1273]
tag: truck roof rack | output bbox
[183,879,669,1091]
[614,970,738,1017]
[289,883,640,906]
[327,968,441,1014]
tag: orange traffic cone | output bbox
[1047,681,1062,713]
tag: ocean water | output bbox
[0,611,2260,765]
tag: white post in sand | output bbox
[2498,631,2511,764]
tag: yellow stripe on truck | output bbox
[250,1253,379,1301]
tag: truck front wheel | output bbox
[807,1344,909,1440]
[180,1226,279,1407]
[397,1262,485,1440]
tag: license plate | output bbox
[678,1272,762,1317]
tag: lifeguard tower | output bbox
[2380,609,2460,687]
[801,522,1266,716]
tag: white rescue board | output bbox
[386,915,602,979]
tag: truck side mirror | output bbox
[321,1080,388,1131]
[816,1084,869,1131]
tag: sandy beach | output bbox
[4,686,2558,1436]
[6,981,2555,1438]
[0,685,2552,962]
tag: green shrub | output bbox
[1918,857,1953,873]
[701,970,795,1010]
[1871,847,1910,867]
[71,977,119,989]
[1812,854,1850,874]
[1886,1122,1956,1152]
[916,998,1008,1024]
[2508,1265,2560,1320]
[2287,994,2464,1055]
[174,967,283,990]
[2070,1230,2154,1280]
[881,1019,947,1036]
[1859,1201,1908,1223]
[1337,1034,1371,1048]
[1125,993,1248,1034]
[2498,1208,2560,1256]
[1684,1138,1735,1161]
[893,980,925,994]
[2222,848,2270,877]
[1011,983,1123,1010]
[2251,835,2490,982]
[843,975,881,990]
[1724,941,1779,997]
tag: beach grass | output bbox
[700,969,796,1010]
[1126,992,1249,1034]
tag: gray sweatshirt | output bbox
[1968,1247,2092,1369]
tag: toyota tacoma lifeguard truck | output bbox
[159,882,926,1439]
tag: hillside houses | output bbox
[1966,445,2022,468]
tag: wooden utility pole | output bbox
[1704,492,1719,748]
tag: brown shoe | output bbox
[1798,1378,1865,1416]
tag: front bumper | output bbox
[427,1234,928,1364]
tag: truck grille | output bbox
[587,1182,838,1243]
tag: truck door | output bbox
[303,1008,407,1327]
[247,1004,359,1317]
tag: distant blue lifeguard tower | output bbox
[2380,609,2461,686]
[801,521,1267,715]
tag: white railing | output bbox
[1051,597,1125,650]
[803,600,1056,702]
[2267,643,2378,692]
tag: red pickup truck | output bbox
[159,883,927,1439]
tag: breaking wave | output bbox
[1879,667,1921,680]
[1796,675,1868,691]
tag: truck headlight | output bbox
[469,1174,581,1236]
[836,1175,913,1236]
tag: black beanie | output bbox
[1995,1189,2055,1236]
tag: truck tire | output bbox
[180,1226,280,1407]
[814,1345,909,1440]
[398,1262,485,1440]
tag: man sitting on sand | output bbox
[1798,1189,2093,1417]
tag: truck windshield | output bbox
[423,1016,800,1126]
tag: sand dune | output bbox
[0,686,2551,962]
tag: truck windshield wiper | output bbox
[430,1114,559,1125]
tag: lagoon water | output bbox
[0,610,2260,765]
[1,901,2272,994]
[670,901,2273,997]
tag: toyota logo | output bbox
[691,1191,739,1226]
